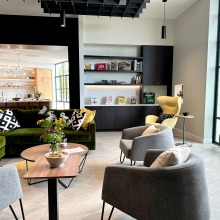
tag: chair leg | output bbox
[9,205,18,220]
[108,206,115,220]
[120,151,125,164]
[19,198,25,220]
[101,201,105,220]
[130,160,136,166]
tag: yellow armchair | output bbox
[145,96,182,129]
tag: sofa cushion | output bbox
[80,107,96,130]
[0,109,21,132]
[150,144,191,168]
[141,125,160,136]
[12,109,44,128]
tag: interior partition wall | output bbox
[0,15,80,109]
[213,2,220,145]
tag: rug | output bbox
[16,160,32,171]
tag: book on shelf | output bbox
[105,96,113,104]
[118,62,131,70]
[143,92,155,104]
[117,96,126,104]
[111,61,118,70]
[91,97,98,105]
[130,96,137,104]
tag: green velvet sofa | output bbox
[0,109,96,157]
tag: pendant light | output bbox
[161,0,167,39]
[60,10,66,27]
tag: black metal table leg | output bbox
[48,179,59,220]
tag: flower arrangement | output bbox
[37,107,67,152]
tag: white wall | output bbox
[83,16,174,46]
[173,0,218,143]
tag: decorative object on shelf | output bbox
[130,96,137,104]
[111,61,118,70]
[118,96,126,104]
[35,90,42,100]
[161,0,167,39]
[37,108,67,153]
[133,76,141,84]
[45,151,69,168]
[143,92,155,104]
[118,61,131,70]
[182,112,190,116]
[91,97,98,104]
[105,96,113,104]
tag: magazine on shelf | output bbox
[130,96,137,104]
[117,96,126,104]
[105,96,113,104]
[91,97,98,105]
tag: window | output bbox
[55,62,69,109]
[213,4,220,144]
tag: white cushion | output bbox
[150,144,191,168]
[141,125,160,136]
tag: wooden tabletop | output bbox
[21,143,88,162]
[23,153,80,179]
[176,114,194,119]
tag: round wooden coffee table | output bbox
[21,143,88,188]
[21,142,88,162]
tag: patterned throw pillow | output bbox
[156,113,174,123]
[0,109,20,132]
[70,111,86,131]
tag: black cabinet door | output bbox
[141,46,158,85]
[131,106,161,127]
[85,106,101,130]
[115,106,131,130]
[100,106,116,130]
[141,45,173,88]
[158,46,173,87]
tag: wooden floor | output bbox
[0,132,220,220]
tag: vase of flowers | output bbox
[37,111,67,153]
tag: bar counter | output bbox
[0,100,51,110]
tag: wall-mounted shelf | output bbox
[0,78,34,81]
[0,86,35,89]
[85,83,141,86]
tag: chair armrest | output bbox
[121,125,148,140]
[145,115,158,124]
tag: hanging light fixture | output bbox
[161,0,167,39]
[60,10,66,27]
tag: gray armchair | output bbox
[120,124,175,165]
[101,149,211,220]
[0,165,25,220]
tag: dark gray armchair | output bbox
[0,165,25,220]
[101,149,211,220]
[120,124,175,165]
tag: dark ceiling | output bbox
[40,0,150,18]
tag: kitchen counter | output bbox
[0,100,51,110]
